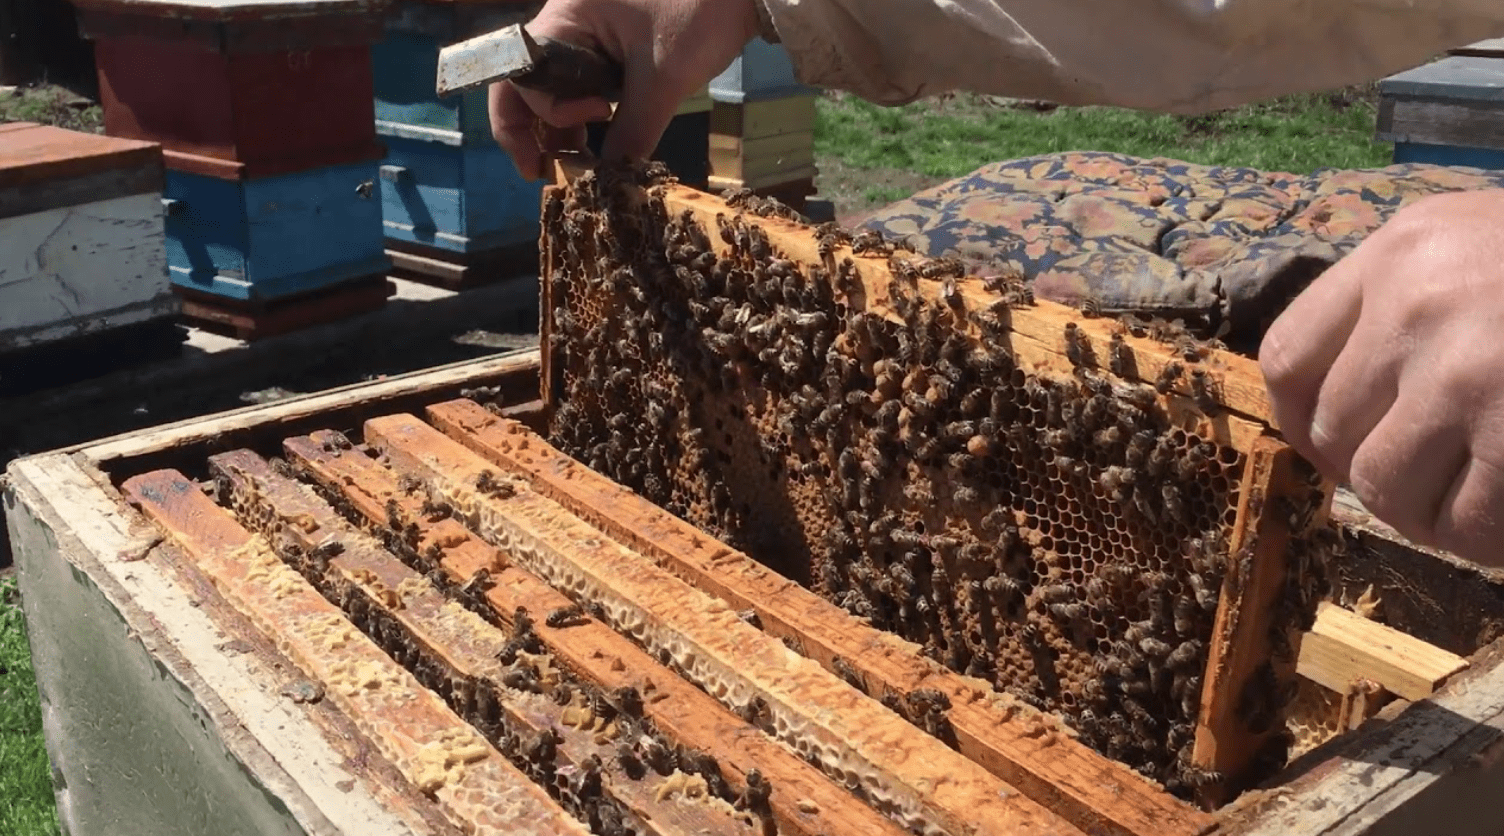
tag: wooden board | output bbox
[71,0,390,24]
[7,452,454,836]
[1225,642,1504,836]
[709,96,818,140]
[178,275,393,341]
[11,344,1504,836]
[1297,603,1469,701]
[121,467,594,836]
[0,122,160,195]
[1450,39,1504,58]
[209,448,756,836]
[94,38,382,176]
[1376,98,1504,153]
[363,411,1092,836]
[426,397,1217,836]
[0,192,173,349]
[76,348,541,470]
[705,174,817,212]
[706,164,819,191]
[284,429,912,836]
[1191,437,1310,806]
[385,238,539,291]
[709,130,815,182]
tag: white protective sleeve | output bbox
[753,0,1504,113]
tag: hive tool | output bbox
[435,23,624,102]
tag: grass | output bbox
[813,88,1393,216]
[0,85,103,133]
[0,575,60,836]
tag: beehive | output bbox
[6,347,1501,836]
[74,0,397,334]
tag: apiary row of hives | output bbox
[6,161,1501,836]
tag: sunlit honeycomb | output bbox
[1285,678,1348,761]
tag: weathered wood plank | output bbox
[0,122,160,194]
[0,193,172,347]
[80,348,540,467]
[1450,38,1504,58]
[8,452,447,836]
[120,467,593,836]
[1376,98,1504,152]
[284,429,911,836]
[1228,642,1504,836]
[363,412,1090,836]
[1297,603,1469,702]
[426,397,1217,836]
[208,447,753,836]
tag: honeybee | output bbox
[1108,332,1135,377]
[1190,369,1222,416]
[1153,361,1184,395]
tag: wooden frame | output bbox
[537,154,1316,805]
[6,345,1504,835]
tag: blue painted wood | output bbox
[1380,56,1504,103]
[460,144,543,244]
[376,132,541,254]
[709,38,813,104]
[163,169,249,282]
[165,160,391,302]
[371,29,492,141]
[1393,141,1504,170]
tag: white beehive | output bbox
[0,122,177,378]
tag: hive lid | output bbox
[0,123,163,218]
[0,123,159,186]
[1379,56,1504,102]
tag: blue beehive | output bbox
[164,160,391,302]
[1377,56,1504,169]
[77,0,397,321]
[709,38,814,105]
[372,2,543,276]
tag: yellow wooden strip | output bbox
[1298,602,1470,701]
[120,469,592,836]
[364,412,1088,836]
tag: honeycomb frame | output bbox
[536,155,1337,805]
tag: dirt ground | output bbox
[815,154,949,224]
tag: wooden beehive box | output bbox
[0,122,182,393]
[1376,55,1504,170]
[7,170,1504,836]
[373,0,547,288]
[74,0,398,333]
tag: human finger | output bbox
[600,55,684,163]
[1303,313,1404,481]
[513,84,615,129]
[1346,382,1469,544]
[1433,455,1504,567]
[490,80,543,180]
[1259,257,1364,470]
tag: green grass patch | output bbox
[815,90,1392,180]
[1,576,60,836]
[0,86,104,134]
